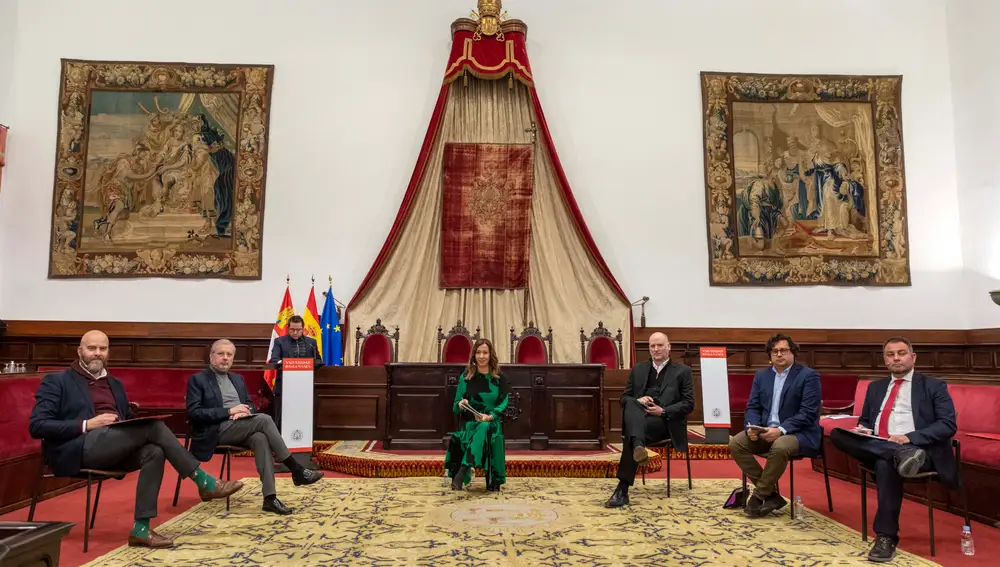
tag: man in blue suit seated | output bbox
[830,337,958,563]
[729,333,822,517]
[267,315,324,430]
[29,330,244,549]
[187,339,324,515]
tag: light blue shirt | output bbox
[768,366,791,433]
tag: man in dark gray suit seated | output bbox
[605,332,695,507]
[186,339,324,515]
[267,315,324,429]
[29,330,244,549]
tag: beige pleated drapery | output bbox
[346,79,631,365]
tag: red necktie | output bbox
[877,378,904,437]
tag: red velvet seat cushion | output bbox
[820,373,860,409]
[442,335,472,364]
[820,415,859,436]
[361,334,393,367]
[727,374,754,412]
[949,384,1000,434]
[515,336,546,364]
[956,432,1000,468]
[587,336,618,367]
[0,376,43,460]
[36,367,267,409]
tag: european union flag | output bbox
[320,284,343,365]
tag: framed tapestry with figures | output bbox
[48,59,274,279]
[700,72,910,286]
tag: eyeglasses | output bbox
[769,348,791,355]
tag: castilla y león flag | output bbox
[264,285,295,391]
[440,143,534,289]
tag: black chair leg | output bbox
[225,452,232,511]
[789,461,795,520]
[666,447,672,498]
[84,476,92,553]
[821,452,833,512]
[172,469,184,507]
[27,470,44,522]
[685,447,692,489]
[741,473,748,509]
[861,470,868,542]
[927,480,935,556]
[218,452,227,477]
[961,480,971,529]
[90,480,103,529]
[640,465,646,486]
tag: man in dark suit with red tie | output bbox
[830,336,958,563]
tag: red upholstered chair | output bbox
[437,320,481,363]
[510,321,553,364]
[579,321,623,369]
[819,373,860,414]
[354,318,399,366]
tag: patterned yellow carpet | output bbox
[83,477,940,567]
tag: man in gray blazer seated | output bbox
[606,332,695,507]
[186,339,324,515]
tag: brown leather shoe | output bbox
[198,479,244,502]
[633,445,650,466]
[127,529,174,548]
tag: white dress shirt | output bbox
[652,358,668,375]
[874,369,915,436]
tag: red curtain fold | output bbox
[443,30,533,86]
[440,143,534,289]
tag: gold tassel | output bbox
[463,68,468,87]
[508,72,513,89]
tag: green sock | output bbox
[131,519,150,538]
[189,467,217,491]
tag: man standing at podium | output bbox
[267,315,323,430]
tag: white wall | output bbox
[947,0,1000,328]
[0,0,971,329]
[0,0,18,312]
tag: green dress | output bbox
[444,371,509,488]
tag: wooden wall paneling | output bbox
[314,366,386,441]
[0,454,83,516]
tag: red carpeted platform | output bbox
[1,454,995,566]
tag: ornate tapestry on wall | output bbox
[441,143,534,289]
[48,59,274,279]
[701,72,910,286]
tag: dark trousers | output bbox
[81,420,199,521]
[830,428,931,541]
[617,399,670,486]
[217,414,290,497]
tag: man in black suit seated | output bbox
[729,334,822,517]
[605,332,694,507]
[187,339,324,515]
[267,315,324,429]
[29,330,244,548]
[831,337,959,563]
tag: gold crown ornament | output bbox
[470,0,509,41]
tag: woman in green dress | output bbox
[445,338,509,491]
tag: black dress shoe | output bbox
[262,497,292,515]
[867,535,897,563]
[757,492,787,516]
[292,468,325,486]
[743,493,765,517]
[487,479,502,492]
[604,486,629,508]
[451,467,468,491]
[894,446,927,478]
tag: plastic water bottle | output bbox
[794,496,805,518]
[961,525,975,555]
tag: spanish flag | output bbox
[303,283,323,359]
[264,285,295,391]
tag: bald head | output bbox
[648,332,671,363]
[78,330,109,374]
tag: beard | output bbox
[82,356,105,373]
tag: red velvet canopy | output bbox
[347,18,634,365]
